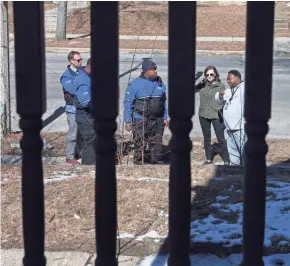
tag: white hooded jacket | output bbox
[215,82,245,130]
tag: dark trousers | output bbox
[75,112,96,165]
[199,116,230,162]
[74,128,83,159]
[132,117,164,164]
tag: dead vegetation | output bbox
[2,132,290,164]
[1,163,290,256]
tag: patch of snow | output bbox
[118,233,135,239]
[44,172,77,184]
[138,253,290,266]
[190,214,242,247]
[136,178,169,182]
[118,231,166,241]
[10,143,20,149]
[220,208,232,213]
[136,231,166,241]
[216,196,230,201]
[190,181,290,248]
[210,203,223,208]
[118,181,290,254]
[267,181,290,188]
[278,240,289,246]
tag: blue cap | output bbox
[142,59,157,72]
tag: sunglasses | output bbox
[73,58,82,63]
[206,73,215,77]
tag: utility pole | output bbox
[0,1,11,136]
[55,1,67,41]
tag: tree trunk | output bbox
[0,1,11,136]
[55,1,67,40]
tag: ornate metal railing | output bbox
[13,1,274,266]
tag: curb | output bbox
[241,52,290,61]
[45,47,245,55]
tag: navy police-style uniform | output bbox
[74,68,96,165]
[124,59,168,164]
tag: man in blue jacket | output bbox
[60,51,83,164]
[124,59,168,165]
[74,58,95,165]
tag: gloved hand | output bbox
[195,71,203,81]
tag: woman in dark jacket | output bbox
[195,65,230,165]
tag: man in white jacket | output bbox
[215,70,245,166]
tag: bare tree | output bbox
[55,1,67,41]
[0,1,11,136]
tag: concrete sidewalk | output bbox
[8,33,290,42]
[0,249,140,266]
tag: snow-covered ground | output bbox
[190,179,290,248]
[42,171,290,265]
[118,179,290,248]
[136,179,290,266]
[139,253,290,266]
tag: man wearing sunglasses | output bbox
[60,51,84,165]
[124,59,168,165]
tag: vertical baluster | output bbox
[243,2,275,266]
[13,2,46,266]
[168,2,196,266]
[91,2,119,266]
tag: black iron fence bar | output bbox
[91,2,119,266]
[13,2,47,266]
[168,2,196,266]
[242,2,275,266]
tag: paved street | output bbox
[8,51,290,138]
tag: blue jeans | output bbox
[225,129,246,166]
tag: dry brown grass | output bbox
[65,3,289,37]
[8,2,290,38]
[65,4,247,37]
[2,132,290,164]
[2,167,290,255]
[1,175,169,252]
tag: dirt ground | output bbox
[2,165,290,256]
[8,2,290,38]
[64,3,289,37]
[2,132,290,164]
